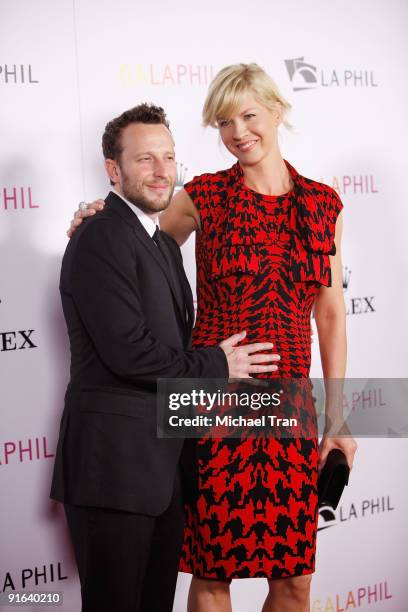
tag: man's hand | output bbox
[67,199,105,237]
[220,331,280,379]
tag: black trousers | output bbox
[64,471,184,612]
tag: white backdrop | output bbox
[1,0,408,610]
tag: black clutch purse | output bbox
[318,449,350,509]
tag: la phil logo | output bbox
[312,579,392,611]
[320,175,378,196]
[0,64,39,85]
[120,64,215,87]
[0,436,54,466]
[343,266,375,316]
[1,187,39,211]
[1,562,67,592]
[318,494,394,532]
[284,56,378,91]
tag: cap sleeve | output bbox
[328,189,344,244]
[289,185,343,287]
[320,188,343,256]
[184,173,212,223]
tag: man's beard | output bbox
[121,172,175,215]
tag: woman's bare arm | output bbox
[314,213,347,379]
[314,213,357,470]
[159,189,201,246]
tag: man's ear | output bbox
[105,158,120,184]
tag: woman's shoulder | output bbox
[299,174,340,203]
[285,160,342,210]
[296,172,343,222]
[184,165,233,194]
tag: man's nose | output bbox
[153,160,167,177]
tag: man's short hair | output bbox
[102,103,170,161]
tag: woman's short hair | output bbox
[202,63,292,129]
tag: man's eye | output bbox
[244,114,255,119]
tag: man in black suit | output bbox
[50,104,276,612]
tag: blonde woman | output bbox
[69,63,356,612]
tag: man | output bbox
[50,103,277,612]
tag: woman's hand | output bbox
[318,426,357,473]
[67,200,105,237]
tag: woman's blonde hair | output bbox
[202,63,292,129]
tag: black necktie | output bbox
[152,227,184,317]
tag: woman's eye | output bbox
[218,120,230,127]
[244,114,255,119]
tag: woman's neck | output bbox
[241,151,293,196]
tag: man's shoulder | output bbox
[73,205,131,245]
[62,206,135,272]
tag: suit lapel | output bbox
[105,192,189,332]
[162,232,195,340]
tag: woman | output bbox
[69,63,356,612]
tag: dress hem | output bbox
[178,568,316,582]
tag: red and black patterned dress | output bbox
[179,160,343,581]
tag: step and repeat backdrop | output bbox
[1,0,408,610]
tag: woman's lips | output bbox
[236,140,258,152]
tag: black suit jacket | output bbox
[50,192,228,515]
